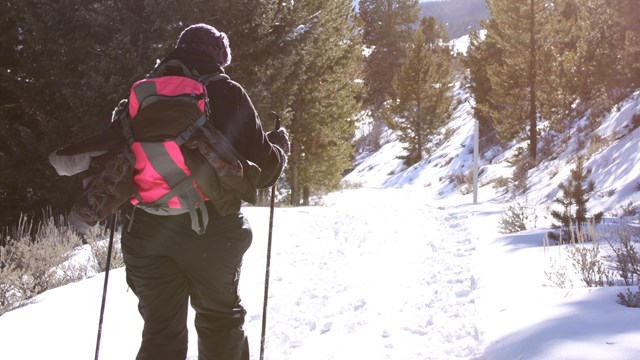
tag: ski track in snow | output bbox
[241,188,482,360]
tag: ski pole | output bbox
[260,113,282,360]
[95,212,117,360]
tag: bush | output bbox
[567,237,612,287]
[504,146,533,194]
[1,214,83,315]
[449,170,473,195]
[544,214,640,308]
[605,222,640,286]
[0,213,121,315]
[545,220,613,288]
[498,201,536,234]
[490,176,510,190]
[613,201,639,218]
[87,225,124,273]
[618,287,640,308]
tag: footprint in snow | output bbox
[320,322,332,334]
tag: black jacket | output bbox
[160,47,285,189]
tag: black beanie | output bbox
[176,23,231,68]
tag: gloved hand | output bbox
[267,127,290,155]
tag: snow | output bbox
[3,64,640,360]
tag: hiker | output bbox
[120,24,288,359]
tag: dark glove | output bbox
[267,127,290,155]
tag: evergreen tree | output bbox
[615,0,640,89]
[0,0,123,226]
[540,0,634,129]
[482,0,554,164]
[359,0,420,107]
[285,0,364,205]
[559,0,625,120]
[358,0,420,150]
[476,0,637,156]
[0,1,37,226]
[550,156,596,242]
[464,29,501,144]
[388,17,454,165]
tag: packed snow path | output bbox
[241,188,482,360]
[0,187,483,360]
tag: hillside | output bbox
[420,0,489,38]
[346,81,640,221]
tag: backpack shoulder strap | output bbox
[198,73,230,86]
[149,59,199,78]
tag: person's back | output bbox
[121,23,289,360]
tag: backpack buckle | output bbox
[176,114,207,145]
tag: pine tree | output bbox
[285,0,364,205]
[358,0,420,150]
[615,0,640,89]
[563,0,624,120]
[483,0,554,164]
[388,17,454,165]
[359,0,420,108]
[464,29,501,144]
[550,156,596,242]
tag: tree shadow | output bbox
[493,228,550,252]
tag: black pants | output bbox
[122,203,252,360]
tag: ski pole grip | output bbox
[271,111,281,130]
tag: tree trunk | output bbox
[290,159,300,206]
[528,0,538,164]
[302,186,310,206]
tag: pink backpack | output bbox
[121,60,229,234]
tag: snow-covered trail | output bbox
[0,187,483,360]
[241,187,482,360]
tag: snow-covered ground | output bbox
[2,90,640,359]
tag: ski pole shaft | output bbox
[95,212,117,360]
[260,113,281,360]
[260,182,276,360]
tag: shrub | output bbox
[605,222,640,286]
[544,214,640,308]
[545,221,613,288]
[544,246,574,288]
[0,212,120,315]
[490,176,510,190]
[567,238,612,287]
[618,287,640,308]
[511,157,531,194]
[614,201,639,218]
[86,225,124,273]
[627,113,640,133]
[498,201,536,234]
[448,170,474,195]
[0,214,83,314]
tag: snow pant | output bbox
[121,202,252,360]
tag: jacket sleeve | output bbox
[48,125,125,176]
[208,79,286,189]
[240,94,286,189]
[49,149,109,176]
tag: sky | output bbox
[2,45,640,360]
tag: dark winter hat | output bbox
[176,23,231,68]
